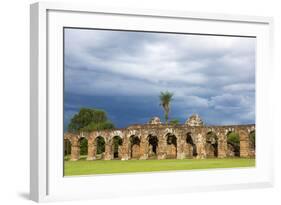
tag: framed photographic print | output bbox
[30,2,274,202]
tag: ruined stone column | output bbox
[104,139,112,160]
[186,144,194,158]
[120,136,129,160]
[239,130,250,158]
[157,135,166,160]
[196,133,206,159]
[139,136,149,160]
[70,137,80,161]
[217,132,227,158]
[177,134,185,159]
[87,136,96,160]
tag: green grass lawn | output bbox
[64,156,255,176]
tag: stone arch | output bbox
[165,133,177,159]
[69,136,81,161]
[112,136,123,159]
[64,138,71,157]
[163,128,177,137]
[185,132,197,158]
[249,130,255,149]
[147,134,158,159]
[129,135,141,159]
[64,133,81,161]
[95,136,105,159]
[110,130,124,140]
[226,131,240,157]
[205,131,218,157]
[249,129,255,157]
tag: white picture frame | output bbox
[30,2,274,202]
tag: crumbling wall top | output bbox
[148,116,162,125]
[185,114,204,126]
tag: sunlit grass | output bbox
[64,157,255,176]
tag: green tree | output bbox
[159,91,173,124]
[96,137,105,154]
[80,138,88,155]
[68,108,114,133]
[170,119,180,125]
[82,121,114,132]
[227,132,240,146]
[227,132,240,156]
[68,108,115,156]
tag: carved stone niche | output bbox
[185,114,204,126]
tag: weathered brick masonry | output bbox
[64,115,255,161]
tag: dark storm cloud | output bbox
[64,28,255,128]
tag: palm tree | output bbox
[159,91,173,124]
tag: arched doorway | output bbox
[166,133,177,159]
[206,131,218,157]
[79,138,88,159]
[64,139,71,159]
[95,136,105,159]
[249,130,255,157]
[129,135,141,159]
[227,131,240,157]
[186,133,197,158]
[147,135,158,159]
[112,136,123,159]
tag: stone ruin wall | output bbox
[64,123,255,161]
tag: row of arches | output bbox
[204,130,255,158]
[65,133,197,160]
[64,130,255,160]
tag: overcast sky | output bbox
[64,28,255,129]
